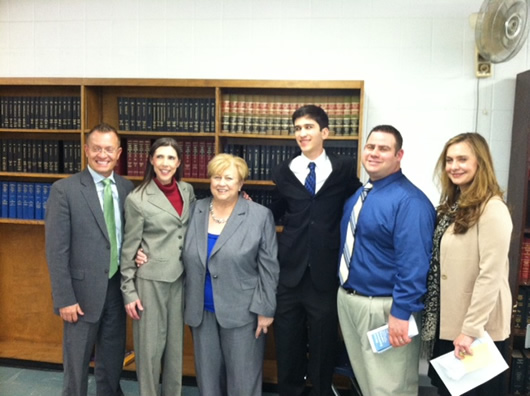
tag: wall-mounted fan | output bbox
[475,0,530,63]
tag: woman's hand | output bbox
[255,315,274,338]
[453,333,475,359]
[135,248,148,267]
[125,299,144,320]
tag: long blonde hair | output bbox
[435,132,503,234]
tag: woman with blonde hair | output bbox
[422,132,512,396]
[183,153,279,396]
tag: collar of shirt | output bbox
[87,165,116,185]
[368,169,403,192]
[290,150,332,192]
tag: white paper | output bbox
[367,315,418,353]
[430,332,508,396]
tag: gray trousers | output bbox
[133,277,184,396]
[191,310,266,396]
[62,274,125,396]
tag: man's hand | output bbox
[59,303,84,323]
[135,248,148,267]
[125,299,144,320]
[388,314,411,348]
[255,315,274,338]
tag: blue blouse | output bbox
[204,233,219,312]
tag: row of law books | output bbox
[221,94,360,136]
[0,139,81,174]
[117,138,215,179]
[510,348,530,394]
[513,286,530,330]
[1,181,51,220]
[519,238,530,284]
[0,96,81,130]
[118,97,216,133]
[224,144,358,181]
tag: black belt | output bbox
[341,286,391,298]
[341,287,369,297]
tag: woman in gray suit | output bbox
[120,137,196,396]
[184,153,280,396]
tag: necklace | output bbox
[209,201,229,224]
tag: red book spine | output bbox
[520,238,530,284]
[191,140,199,178]
[183,139,192,178]
[198,140,207,178]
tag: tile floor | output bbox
[0,364,280,396]
[0,362,437,396]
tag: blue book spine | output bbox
[22,182,29,219]
[27,183,35,220]
[8,182,17,218]
[17,182,24,219]
[35,183,43,220]
[42,183,51,218]
[1,181,8,218]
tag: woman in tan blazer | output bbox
[120,138,196,396]
[422,133,512,396]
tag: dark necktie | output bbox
[102,178,118,278]
[304,162,316,196]
[339,182,373,285]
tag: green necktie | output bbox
[102,178,118,278]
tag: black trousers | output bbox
[274,270,338,396]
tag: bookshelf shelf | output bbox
[0,218,44,225]
[0,129,81,134]
[117,131,217,138]
[0,172,71,179]
[218,133,360,140]
[0,77,364,383]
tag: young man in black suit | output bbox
[270,105,362,396]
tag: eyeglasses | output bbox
[88,146,119,155]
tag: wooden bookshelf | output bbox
[0,78,364,387]
[507,69,530,394]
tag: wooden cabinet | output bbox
[507,69,530,394]
[0,78,364,383]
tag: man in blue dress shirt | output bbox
[337,125,435,396]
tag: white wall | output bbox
[1,0,529,203]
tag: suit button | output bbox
[104,269,109,274]
[212,275,218,279]
[179,246,182,250]
[178,235,182,239]
[441,274,447,280]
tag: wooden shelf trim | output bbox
[0,129,81,134]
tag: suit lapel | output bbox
[280,160,310,195]
[194,199,210,268]
[177,180,191,220]
[209,196,247,259]
[145,180,180,219]
[80,169,109,242]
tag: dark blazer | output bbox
[270,153,361,292]
[45,168,134,323]
[183,195,280,329]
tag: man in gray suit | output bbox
[45,123,134,396]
